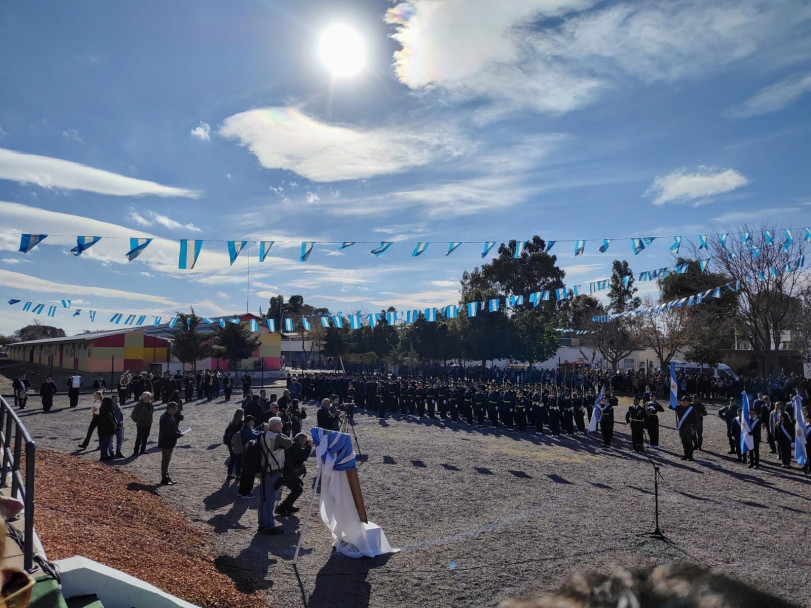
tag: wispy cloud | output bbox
[646,167,748,205]
[305,191,320,203]
[711,206,801,223]
[127,209,201,232]
[61,129,82,143]
[219,107,469,182]
[725,72,811,119]
[0,148,199,197]
[190,121,212,141]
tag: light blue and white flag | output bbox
[699,259,708,272]
[179,240,203,269]
[369,242,392,257]
[742,231,751,243]
[488,298,500,313]
[110,313,123,324]
[412,242,429,257]
[793,394,807,466]
[126,238,152,262]
[405,310,419,324]
[71,236,101,256]
[249,318,258,332]
[153,316,162,326]
[763,230,773,245]
[320,316,331,328]
[528,292,541,307]
[804,227,811,242]
[555,288,568,300]
[588,387,605,433]
[284,317,294,332]
[219,319,226,328]
[712,287,721,298]
[136,315,146,326]
[332,315,343,329]
[89,310,97,323]
[574,240,586,256]
[698,235,708,250]
[719,233,728,249]
[339,242,355,250]
[466,302,478,317]
[670,236,681,253]
[19,234,47,253]
[598,239,611,253]
[46,305,56,317]
[385,311,397,325]
[544,241,555,252]
[368,313,379,328]
[425,307,437,322]
[302,317,311,331]
[631,238,645,255]
[300,241,315,262]
[781,230,793,253]
[61,299,71,308]
[446,242,462,256]
[349,314,361,330]
[669,361,678,409]
[259,241,274,262]
[124,315,136,325]
[740,392,754,455]
[311,427,356,471]
[514,240,525,258]
[267,319,277,332]
[445,305,457,319]
[228,240,248,266]
[541,290,550,301]
[481,241,496,259]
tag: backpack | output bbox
[230,429,244,454]
[223,424,238,448]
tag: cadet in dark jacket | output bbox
[745,405,762,469]
[599,394,615,447]
[690,396,708,450]
[275,432,314,516]
[645,400,664,447]
[158,401,184,485]
[625,396,648,452]
[718,400,739,455]
[39,376,58,413]
[675,396,697,461]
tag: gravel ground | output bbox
[12,383,811,608]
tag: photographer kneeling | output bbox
[275,432,314,517]
[257,416,293,535]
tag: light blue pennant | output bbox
[446,242,462,256]
[370,242,392,257]
[179,240,203,269]
[300,242,315,262]
[19,234,47,253]
[598,239,611,253]
[574,240,586,256]
[227,240,248,266]
[670,236,681,253]
[412,242,429,257]
[71,236,102,256]
[259,241,274,262]
[126,238,152,262]
[481,241,496,259]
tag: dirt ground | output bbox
[6,367,810,608]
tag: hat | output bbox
[681,395,691,401]
[244,415,256,423]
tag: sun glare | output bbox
[318,23,366,78]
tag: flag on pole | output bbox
[481,241,496,259]
[228,241,247,266]
[793,394,808,466]
[740,392,754,455]
[587,387,604,433]
[300,242,315,262]
[19,234,47,253]
[259,241,274,262]
[126,238,152,261]
[669,361,678,409]
[446,242,462,256]
[179,240,203,269]
[71,236,102,256]
[412,242,429,257]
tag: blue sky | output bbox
[1,0,810,335]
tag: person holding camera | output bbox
[317,397,341,431]
[275,432,313,517]
[257,416,293,535]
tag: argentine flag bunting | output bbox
[598,239,611,253]
[61,299,71,308]
[124,314,136,325]
[555,288,568,301]
[631,238,645,255]
[284,317,294,332]
[425,307,437,322]
[740,392,754,455]
[719,233,728,249]
[320,316,330,328]
[669,361,678,409]
[19,234,48,253]
[267,319,276,332]
[763,230,773,245]
[513,240,525,258]
[528,292,541,307]
[169,315,178,328]
[219,319,226,328]
[488,298,500,313]
[793,395,808,466]
[698,235,708,249]
[446,242,462,256]
[412,242,429,257]
[300,241,315,262]
[670,236,681,253]
[466,302,478,317]
[302,317,311,331]
[385,311,397,325]
[349,314,361,330]
[71,236,102,256]
[368,313,379,328]
[249,319,258,332]
[544,240,555,252]
[339,242,355,250]
[89,310,96,322]
[126,238,152,262]
[8,299,20,306]
[445,305,458,319]
[259,241,274,261]
[110,313,123,324]
[179,239,203,269]
[804,227,811,241]
[574,240,586,256]
[742,231,751,243]
[228,240,248,266]
[371,242,393,257]
[699,259,708,272]
[332,315,344,329]
[481,241,496,259]
[46,305,56,317]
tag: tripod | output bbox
[637,451,671,543]
[339,404,366,464]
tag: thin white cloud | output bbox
[646,167,748,205]
[0,125,7,138]
[305,191,320,203]
[219,107,469,182]
[1,258,26,265]
[0,268,177,304]
[127,209,201,232]
[429,279,458,288]
[711,206,800,223]
[190,121,212,141]
[725,72,811,118]
[62,129,82,143]
[0,148,199,198]
[129,210,152,227]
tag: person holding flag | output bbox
[793,396,808,473]
[740,392,760,469]
[674,396,696,461]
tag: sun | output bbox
[318,23,366,78]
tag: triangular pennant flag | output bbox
[179,240,203,269]
[698,235,708,250]
[544,241,555,252]
[466,302,478,317]
[71,236,102,256]
[60,300,71,308]
[446,242,462,256]
[8,299,20,306]
[623,276,630,287]
[481,241,496,259]
[513,241,525,258]
[259,241,274,262]
[371,242,392,257]
[574,240,586,256]
[228,241,248,266]
[339,242,355,250]
[764,230,773,245]
[719,233,728,249]
[742,231,751,243]
[300,242,315,262]
[320,316,331,328]
[267,319,277,332]
[670,236,681,253]
[598,239,611,253]
[126,238,152,262]
[412,242,429,257]
[19,234,47,253]
[89,311,96,322]
[284,318,294,332]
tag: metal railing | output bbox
[0,395,36,572]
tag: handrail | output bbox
[0,395,36,572]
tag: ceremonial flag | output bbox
[574,240,586,256]
[71,236,102,256]
[669,361,678,409]
[631,238,645,255]
[424,307,437,322]
[370,242,392,257]
[488,298,500,313]
[250,319,258,332]
[698,235,708,249]
[302,317,311,331]
[349,314,361,330]
[300,242,315,262]
[514,241,525,258]
[670,236,681,253]
[466,302,478,317]
[446,242,462,256]
[386,311,397,325]
[179,239,203,269]
[126,238,152,261]
[339,242,355,250]
[794,395,808,466]
[228,240,247,266]
[598,239,611,253]
[19,234,47,253]
[508,295,524,307]
[267,319,277,332]
[259,241,274,261]
[320,316,331,328]
[332,315,343,329]
[412,242,429,257]
[284,318,294,332]
[445,305,458,319]
[481,241,496,259]
[740,392,754,455]
[588,387,604,433]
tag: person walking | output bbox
[112,394,125,458]
[130,391,155,456]
[78,391,103,450]
[158,402,184,485]
[39,375,58,413]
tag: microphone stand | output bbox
[638,450,672,543]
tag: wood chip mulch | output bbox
[32,449,267,608]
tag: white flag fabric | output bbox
[587,387,604,433]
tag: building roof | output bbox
[9,326,167,347]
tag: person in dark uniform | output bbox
[645,399,664,448]
[474,385,487,426]
[67,373,82,408]
[547,389,561,436]
[501,385,516,430]
[625,396,648,452]
[437,381,449,420]
[487,385,500,427]
[462,384,474,424]
[599,393,615,447]
[675,396,696,461]
[415,381,426,417]
[39,375,57,413]
[572,390,586,434]
[691,395,708,450]
[426,381,438,420]
[531,386,548,435]
[775,409,794,469]
[731,406,744,462]
[223,373,233,402]
[560,391,574,435]
[745,404,761,469]
[515,389,529,432]
[718,399,739,455]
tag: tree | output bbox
[212,322,260,369]
[323,326,349,367]
[9,322,66,342]
[172,308,211,372]
[607,260,640,313]
[633,297,690,370]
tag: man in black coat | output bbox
[158,401,183,485]
[275,432,314,517]
[718,400,739,455]
[675,396,696,461]
[39,376,58,413]
[625,396,648,452]
[316,398,340,431]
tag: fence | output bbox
[0,394,36,572]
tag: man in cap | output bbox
[625,395,648,452]
[674,395,696,461]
